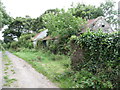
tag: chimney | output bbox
[118,1,120,29]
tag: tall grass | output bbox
[13,49,113,88]
[14,49,71,87]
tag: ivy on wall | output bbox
[70,31,120,88]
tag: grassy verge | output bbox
[13,49,71,87]
[13,49,113,88]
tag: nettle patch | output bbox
[70,31,120,88]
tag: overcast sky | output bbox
[1,0,119,18]
[0,0,119,40]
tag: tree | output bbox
[43,9,86,38]
[31,16,45,32]
[10,33,34,49]
[68,4,104,19]
[43,9,86,54]
[3,16,34,43]
[31,9,60,33]
[100,0,118,29]
[0,1,12,29]
[43,9,60,15]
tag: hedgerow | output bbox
[70,30,120,88]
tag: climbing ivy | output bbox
[70,30,120,88]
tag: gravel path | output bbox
[1,51,58,88]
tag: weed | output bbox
[14,49,70,87]
[3,78,17,87]
[3,52,17,87]
[11,69,15,74]
[4,67,9,71]
[13,49,114,88]
[4,75,9,80]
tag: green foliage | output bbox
[10,41,19,49]
[0,40,5,51]
[13,49,114,89]
[47,39,71,55]
[31,9,60,32]
[55,70,113,88]
[1,42,10,49]
[18,34,34,48]
[3,53,17,87]
[43,9,85,37]
[13,49,70,86]
[3,16,35,43]
[71,31,120,88]
[43,8,60,15]
[100,0,118,29]
[68,4,103,19]
[42,9,85,54]
[10,33,34,50]
[4,1,119,89]
[31,15,45,32]
[0,1,12,28]
[38,28,47,32]
[47,40,61,54]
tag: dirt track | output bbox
[1,51,58,88]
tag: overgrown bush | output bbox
[55,70,113,88]
[70,31,120,88]
[43,9,86,54]
[10,33,35,50]
[46,39,71,55]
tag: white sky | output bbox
[0,0,119,40]
[1,0,119,18]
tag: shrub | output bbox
[42,9,86,54]
[70,31,120,88]
[55,70,113,88]
[10,33,35,50]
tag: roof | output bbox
[33,32,42,40]
[32,29,58,41]
[87,16,104,26]
[87,19,95,25]
[42,36,58,40]
[81,16,112,33]
[32,29,48,41]
[42,36,52,40]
